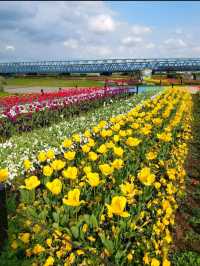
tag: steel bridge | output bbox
[0,58,200,74]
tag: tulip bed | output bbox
[0,87,128,139]
[0,88,160,183]
[0,88,192,266]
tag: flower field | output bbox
[0,87,195,266]
[0,87,128,139]
[144,77,200,86]
[0,87,127,113]
[0,89,159,182]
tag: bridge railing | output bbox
[0,58,200,74]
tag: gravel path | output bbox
[4,86,66,94]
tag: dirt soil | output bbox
[172,93,200,253]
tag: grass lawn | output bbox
[5,77,104,87]
[0,91,10,97]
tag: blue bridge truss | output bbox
[0,58,200,74]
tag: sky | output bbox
[0,1,200,62]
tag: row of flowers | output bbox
[1,88,192,265]
[0,87,128,119]
[144,77,177,86]
[0,87,128,139]
[144,77,200,86]
[0,87,105,110]
[0,90,158,182]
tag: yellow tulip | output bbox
[81,144,91,153]
[63,138,72,148]
[23,160,32,170]
[87,138,95,147]
[62,167,78,180]
[151,258,160,266]
[112,123,120,132]
[106,196,130,218]
[46,149,55,160]
[97,144,107,154]
[46,238,52,247]
[112,159,124,169]
[83,166,92,174]
[77,249,85,256]
[43,165,53,177]
[138,167,155,186]
[82,223,88,233]
[0,168,9,182]
[131,122,139,129]
[98,120,107,128]
[18,233,30,244]
[88,151,98,161]
[22,176,40,190]
[46,178,62,195]
[113,135,120,142]
[113,146,124,157]
[162,200,171,211]
[84,130,91,138]
[146,151,157,160]
[11,240,18,250]
[64,151,76,161]
[126,137,141,147]
[157,132,172,142]
[63,189,85,207]
[154,182,161,190]
[140,126,152,135]
[99,164,114,176]
[143,253,150,264]
[44,256,54,266]
[127,253,133,261]
[120,182,136,198]
[64,253,75,265]
[100,129,108,138]
[106,141,115,149]
[51,160,66,171]
[119,130,126,137]
[93,126,100,134]
[163,259,171,266]
[167,168,176,180]
[32,244,45,254]
[72,133,81,142]
[37,151,47,162]
[86,172,101,187]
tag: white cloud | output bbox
[95,46,111,56]
[145,42,155,49]
[0,1,199,61]
[5,45,15,51]
[84,45,112,58]
[192,46,200,53]
[163,38,187,49]
[88,14,116,33]
[63,39,78,49]
[131,25,152,35]
[175,28,183,35]
[121,36,142,46]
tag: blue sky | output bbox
[108,1,200,27]
[0,1,200,62]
